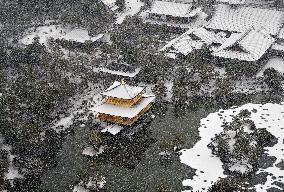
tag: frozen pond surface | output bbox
[180,102,284,191]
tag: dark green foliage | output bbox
[172,68,189,107]
[213,77,235,106]
[238,109,252,120]
[0,0,114,35]
[226,60,259,78]
[115,0,126,12]
[254,128,276,147]
[0,150,9,177]
[208,177,247,192]
[263,68,283,92]
[155,183,173,192]
[153,80,167,100]
[0,39,80,190]
[210,110,276,176]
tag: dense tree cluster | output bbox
[263,67,283,93]
[209,110,276,176]
[0,0,114,33]
[0,39,83,190]
[208,177,247,192]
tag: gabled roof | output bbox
[94,95,155,118]
[102,81,144,99]
[212,28,275,61]
[171,37,204,55]
[162,27,226,56]
[192,27,226,44]
[148,1,192,17]
[206,4,284,35]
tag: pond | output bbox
[40,93,283,192]
[40,104,215,192]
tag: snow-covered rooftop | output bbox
[148,1,193,17]
[212,27,275,61]
[94,95,155,118]
[171,37,204,55]
[102,81,144,99]
[161,27,226,56]
[206,4,284,35]
[192,27,226,44]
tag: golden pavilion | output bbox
[94,80,155,126]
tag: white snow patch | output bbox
[180,102,284,191]
[228,160,253,174]
[73,185,89,192]
[116,0,144,24]
[82,146,104,157]
[20,25,104,45]
[0,135,24,182]
[52,114,75,132]
[165,81,173,101]
[101,124,123,135]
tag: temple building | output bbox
[94,81,155,126]
[142,0,204,28]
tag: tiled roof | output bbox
[94,95,155,118]
[149,1,192,17]
[102,81,144,99]
[206,4,284,35]
[212,28,275,61]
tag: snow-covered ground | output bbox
[101,124,123,135]
[52,83,104,132]
[20,25,104,45]
[116,0,144,24]
[180,102,284,191]
[73,177,106,192]
[0,134,24,183]
[257,57,284,77]
[82,146,105,157]
[165,80,173,101]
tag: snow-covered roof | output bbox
[149,1,192,17]
[94,95,155,118]
[206,4,284,35]
[171,37,204,55]
[102,81,144,99]
[162,27,225,56]
[192,27,226,44]
[214,32,245,52]
[212,28,275,61]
